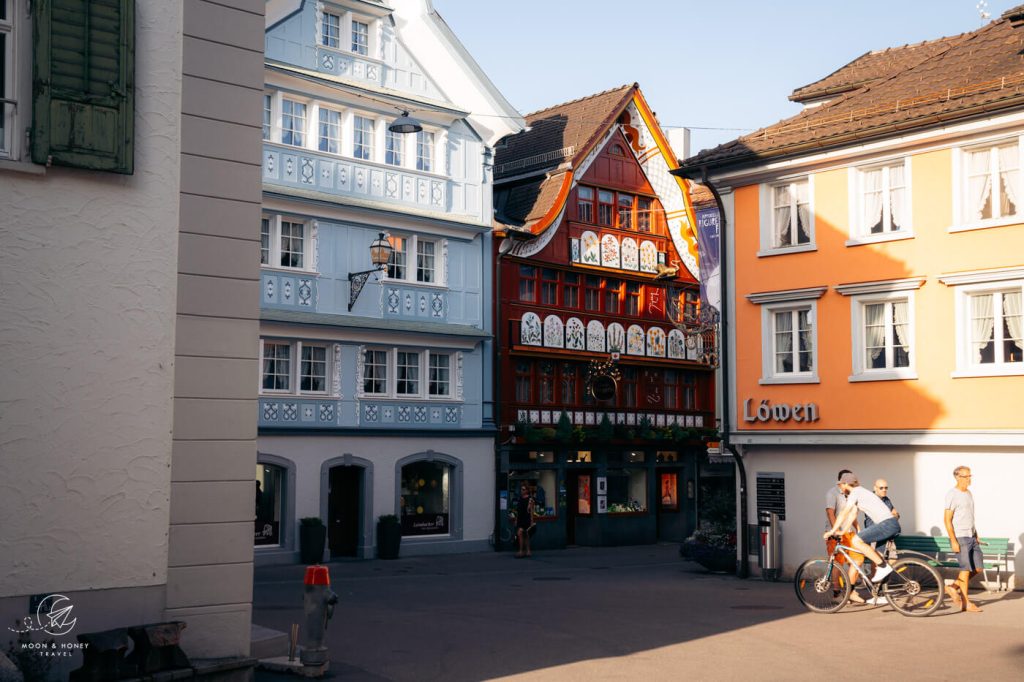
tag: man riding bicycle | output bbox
[823,472,901,588]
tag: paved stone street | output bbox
[253,545,1023,681]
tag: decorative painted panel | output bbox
[600,234,620,268]
[647,327,666,357]
[263,143,473,219]
[607,323,626,353]
[621,238,639,271]
[580,231,600,265]
[521,312,542,346]
[668,329,686,359]
[262,272,318,309]
[543,315,564,348]
[565,317,585,350]
[260,398,339,427]
[627,324,646,355]
[639,240,658,273]
[586,320,606,352]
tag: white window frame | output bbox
[260,214,316,273]
[280,96,310,148]
[262,93,273,141]
[321,11,342,48]
[836,278,924,382]
[259,340,332,395]
[416,130,435,172]
[352,114,375,161]
[0,0,32,166]
[359,348,458,399]
[758,175,815,256]
[748,287,826,384]
[952,135,1024,232]
[941,268,1024,377]
[384,233,445,286]
[385,127,404,166]
[317,105,342,155]
[260,340,293,394]
[350,17,369,56]
[847,157,913,245]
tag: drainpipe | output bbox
[698,168,749,579]
[675,165,749,579]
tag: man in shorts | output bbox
[824,472,900,600]
[944,466,983,613]
[825,470,864,597]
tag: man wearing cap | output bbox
[825,469,864,596]
[824,472,901,591]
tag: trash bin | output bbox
[757,510,782,581]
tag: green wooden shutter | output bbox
[32,0,134,174]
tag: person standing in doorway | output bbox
[515,484,535,558]
[944,466,984,612]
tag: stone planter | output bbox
[299,521,326,564]
[376,517,401,560]
[681,540,735,573]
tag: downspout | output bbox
[698,167,750,579]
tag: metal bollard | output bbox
[299,565,338,668]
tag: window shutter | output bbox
[32,0,134,173]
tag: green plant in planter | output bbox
[538,427,557,440]
[300,516,324,527]
[596,414,614,441]
[571,425,587,444]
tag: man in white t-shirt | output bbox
[824,472,902,592]
[944,465,983,613]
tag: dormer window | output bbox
[321,12,342,48]
[351,19,369,55]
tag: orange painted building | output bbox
[679,9,1024,584]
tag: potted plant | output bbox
[377,514,402,560]
[299,517,326,564]
[680,523,737,572]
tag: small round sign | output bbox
[590,375,617,402]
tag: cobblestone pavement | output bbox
[253,544,1024,681]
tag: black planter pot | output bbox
[681,541,736,573]
[377,520,401,560]
[299,524,326,564]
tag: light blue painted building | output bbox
[256,0,522,562]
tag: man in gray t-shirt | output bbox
[944,465,983,612]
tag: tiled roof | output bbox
[688,182,716,209]
[494,84,636,179]
[789,35,965,103]
[493,84,638,228]
[681,7,1024,172]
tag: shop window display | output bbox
[255,464,284,545]
[605,469,647,513]
[400,461,450,536]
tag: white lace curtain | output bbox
[865,303,885,365]
[998,144,1020,218]
[971,294,995,363]
[774,186,791,246]
[966,149,992,221]
[775,311,793,372]
[889,165,906,231]
[892,300,909,366]
[1003,291,1023,358]
[862,169,883,233]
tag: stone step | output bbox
[250,624,289,660]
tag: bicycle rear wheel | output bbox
[794,559,850,613]
[883,558,943,617]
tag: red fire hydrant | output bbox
[299,565,338,668]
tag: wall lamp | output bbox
[348,232,394,311]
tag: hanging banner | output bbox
[695,206,721,314]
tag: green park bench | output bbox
[893,535,1013,591]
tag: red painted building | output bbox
[491,85,721,549]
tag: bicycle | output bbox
[794,536,944,617]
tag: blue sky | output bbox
[432,0,1021,154]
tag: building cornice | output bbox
[938,266,1024,286]
[746,286,828,305]
[834,277,926,296]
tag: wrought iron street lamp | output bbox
[388,111,423,134]
[348,232,394,311]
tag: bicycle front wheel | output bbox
[883,558,943,617]
[794,559,850,613]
